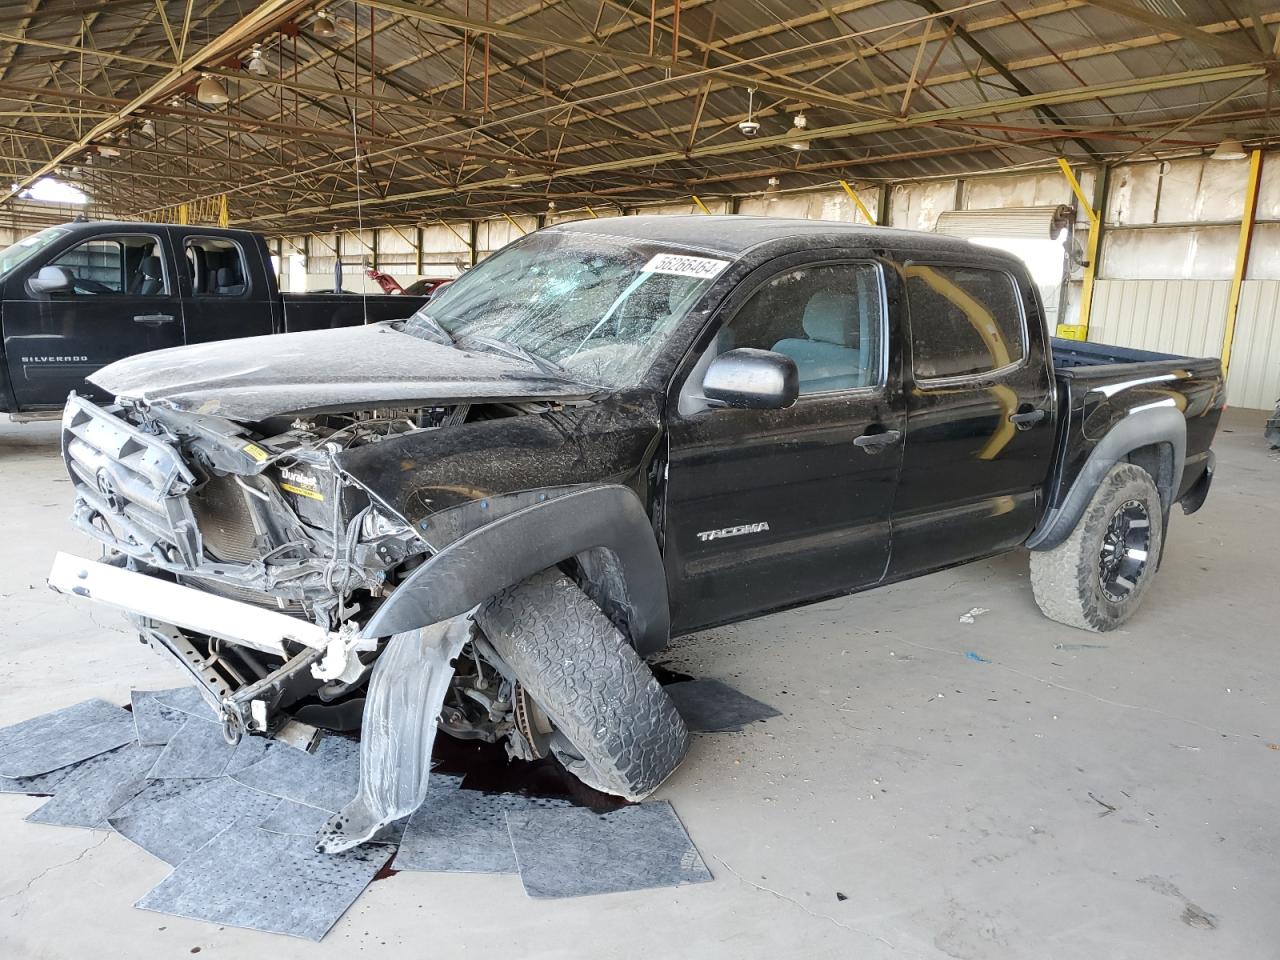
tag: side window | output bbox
[905,265,1025,380]
[185,237,249,297]
[720,262,884,394]
[47,235,167,296]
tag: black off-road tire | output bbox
[1030,462,1164,632]
[475,569,689,800]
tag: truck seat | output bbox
[129,256,164,295]
[213,266,246,296]
[772,291,865,392]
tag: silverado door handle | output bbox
[1008,408,1047,429]
[853,429,901,452]
[133,313,175,325]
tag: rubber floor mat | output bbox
[664,679,781,732]
[506,801,712,898]
[25,742,163,828]
[0,698,137,778]
[134,815,392,941]
[108,777,279,865]
[396,782,571,875]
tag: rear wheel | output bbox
[1030,462,1164,631]
[474,569,689,800]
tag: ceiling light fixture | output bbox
[765,176,781,200]
[196,73,229,105]
[140,118,156,137]
[313,9,337,37]
[1209,138,1247,161]
[787,111,810,151]
[246,44,270,76]
[738,87,761,137]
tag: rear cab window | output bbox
[904,264,1026,382]
[185,236,250,297]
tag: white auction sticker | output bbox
[641,253,730,279]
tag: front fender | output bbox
[361,484,670,656]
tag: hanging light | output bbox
[140,118,156,137]
[787,111,810,152]
[246,44,270,77]
[547,200,557,213]
[313,9,337,37]
[1210,138,1246,161]
[196,73,229,105]
[765,176,781,202]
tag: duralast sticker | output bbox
[641,253,730,279]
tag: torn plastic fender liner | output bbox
[361,484,671,657]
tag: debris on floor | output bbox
[0,689,721,939]
[663,678,781,732]
[958,607,990,624]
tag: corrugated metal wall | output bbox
[1228,280,1280,410]
[1089,280,1230,358]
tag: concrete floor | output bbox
[0,408,1276,959]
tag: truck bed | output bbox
[1050,337,1184,369]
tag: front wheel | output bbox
[1030,462,1164,631]
[474,569,689,800]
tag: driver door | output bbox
[662,253,906,633]
[3,230,184,407]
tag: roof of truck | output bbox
[550,214,1010,260]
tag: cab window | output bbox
[719,262,884,395]
[47,235,167,296]
[185,237,249,297]
[905,265,1025,381]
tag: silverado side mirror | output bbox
[702,348,799,410]
[29,265,74,295]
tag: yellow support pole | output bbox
[585,205,599,218]
[217,194,229,228]
[1221,148,1263,378]
[500,212,527,236]
[1056,158,1100,342]
[177,202,189,226]
[838,179,876,225]
[691,195,712,215]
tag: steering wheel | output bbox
[72,277,113,294]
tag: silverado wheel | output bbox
[1030,462,1164,632]
[474,569,689,800]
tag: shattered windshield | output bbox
[0,226,69,276]
[402,230,731,388]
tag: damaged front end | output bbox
[52,393,448,742]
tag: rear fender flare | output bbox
[1027,407,1185,551]
[361,484,670,656]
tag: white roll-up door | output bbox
[934,205,1074,240]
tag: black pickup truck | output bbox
[0,221,430,418]
[48,216,1223,853]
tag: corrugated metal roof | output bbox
[0,0,1274,230]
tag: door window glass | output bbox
[719,262,884,394]
[48,235,166,296]
[185,237,249,296]
[905,265,1025,380]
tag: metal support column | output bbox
[1221,148,1263,378]
[1057,158,1106,341]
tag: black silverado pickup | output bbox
[48,216,1223,852]
[0,220,429,418]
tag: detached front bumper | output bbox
[48,552,373,735]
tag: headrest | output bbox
[138,256,162,279]
[801,291,857,346]
[215,266,238,286]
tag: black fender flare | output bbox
[1027,407,1185,551]
[361,484,670,656]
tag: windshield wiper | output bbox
[456,333,577,379]
[402,312,456,346]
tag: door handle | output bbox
[853,429,901,451]
[133,313,175,326]
[1008,408,1046,429]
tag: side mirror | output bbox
[29,265,74,294]
[702,348,799,410]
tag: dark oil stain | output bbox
[648,661,696,686]
[430,735,628,813]
[372,854,400,884]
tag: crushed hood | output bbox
[90,323,596,421]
